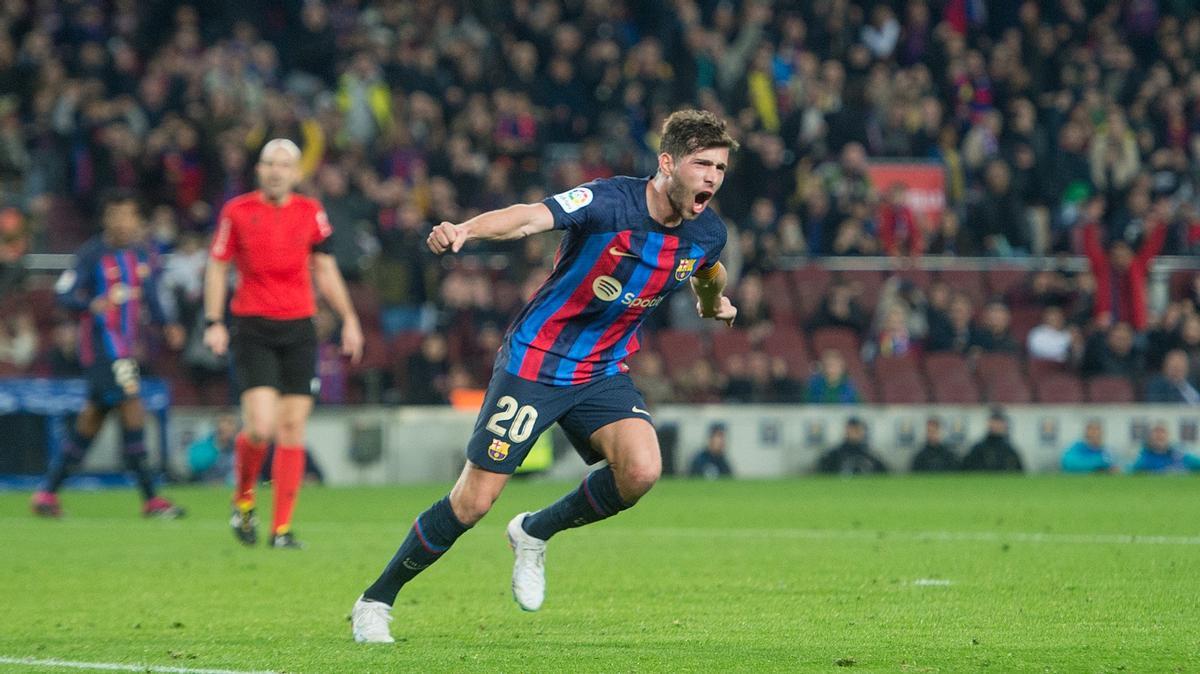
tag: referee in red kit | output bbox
[203,138,363,549]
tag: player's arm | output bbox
[55,249,96,313]
[427,203,555,254]
[201,257,231,356]
[312,252,363,363]
[690,261,737,327]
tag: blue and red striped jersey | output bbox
[56,237,169,366]
[498,176,727,386]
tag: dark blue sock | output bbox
[522,466,630,541]
[43,427,92,493]
[362,496,471,605]
[121,427,156,501]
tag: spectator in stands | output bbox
[877,183,922,257]
[733,274,773,341]
[1144,301,1188,372]
[1026,306,1082,364]
[830,202,880,256]
[1081,322,1143,381]
[1128,422,1200,474]
[1144,350,1200,405]
[816,417,887,475]
[865,304,915,361]
[187,411,238,484]
[1006,270,1074,310]
[911,416,960,472]
[402,334,451,405]
[631,351,676,407]
[807,280,868,337]
[926,291,975,354]
[926,210,977,256]
[817,143,874,215]
[806,349,861,404]
[675,359,722,404]
[769,356,804,403]
[0,206,26,297]
[1082,210,1167,331]
[1061,420,1117,474]
[0,311,37,371]
[961,409,1024,472]
[966,159,1028,255]
[969,301,1019,354]
[48,322,82,377]
[688,423,733,480]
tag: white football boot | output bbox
[507,512,548,611]
[351,595,395,643]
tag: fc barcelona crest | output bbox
[488,438,511,461]
[674,258,697,281]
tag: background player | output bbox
[32,190,186,518]
[202,139,363,549]
[351,110,738,643]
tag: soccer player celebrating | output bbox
[203,139,363,549]
[32,190,187,518]
[351,110,738,643]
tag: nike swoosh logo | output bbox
[609,247,641,259]
[632,406,651,416]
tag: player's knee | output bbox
[616,455,662,501]
[245,421,273,445]
[449,489,495,526]
[274,420,305,446]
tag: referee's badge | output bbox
[488,438,511,461]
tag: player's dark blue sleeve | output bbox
[540,180,610,233]
[142,250,171,325]
[698,221,728,274]
[55,244,96,312]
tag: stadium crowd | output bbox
[0,0,1198,407]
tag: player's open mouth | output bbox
[692,191,713,213]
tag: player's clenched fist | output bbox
[698,296,737,327]
[427,222,468,254]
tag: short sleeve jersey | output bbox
[499,176,727,386]
[210,191,332,320]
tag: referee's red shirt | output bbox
[210,191,332,320]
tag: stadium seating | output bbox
[1086,376,1137,403]
[810,327,860,359]
[1034,373,1085,403]
[878,369,929,403]
[710,329,753,372]
[985,267,1027,299]
[653,330,707,373]
[930,371,982,403]
[761,327,809,377]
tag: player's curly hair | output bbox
[659,109,739,159]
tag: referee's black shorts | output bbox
[231,315,318,396]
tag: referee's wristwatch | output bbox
[205,318,224,328]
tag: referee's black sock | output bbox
[43,427,92,493]
[522,465,630,541]
[362,496,471,605]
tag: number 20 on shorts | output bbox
[485,396,539,443]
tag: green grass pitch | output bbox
[1,475,1198,673]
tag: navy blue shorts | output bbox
[85,357,142,408]
[465,368,652,474]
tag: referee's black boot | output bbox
[231,506,258,546]
[270,531,304,550]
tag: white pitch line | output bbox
[627,527,1200,546]
[0,656,278,674]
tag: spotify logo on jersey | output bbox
[592,275,623,302]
